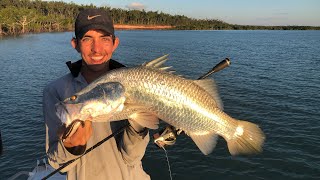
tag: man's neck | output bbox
[81,61,110,84]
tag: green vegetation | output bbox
[0,0,319,36]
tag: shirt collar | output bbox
[74,72,88,86]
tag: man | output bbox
[43,8,150,180]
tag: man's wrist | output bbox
[63,140,87,155]
[128,120,148,137]
[131,126,148,134]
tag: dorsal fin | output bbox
[142,54,169,67]
[142,54,175,73]
[193,79,224,110]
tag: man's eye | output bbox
[102,37,112,42]
[82,37,92,42]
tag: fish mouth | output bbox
[55,102,85,140]
[58,120,84,140]
[55,102,70,125]
[56,102,85,124]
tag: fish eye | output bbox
[70,95,77,101]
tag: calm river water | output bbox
[0,30,319,179]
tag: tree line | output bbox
[0,0,319,36]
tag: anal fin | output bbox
[189,131,219,155]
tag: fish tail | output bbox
[227,120,265,156]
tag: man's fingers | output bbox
[64,120,92,147]
[84,120,93,140]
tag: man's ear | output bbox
[112,37,120,52]
[71,38,80,52]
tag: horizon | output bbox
[44,0,320,26]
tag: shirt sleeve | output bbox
[120,121,150,166]
[43,84,83,172]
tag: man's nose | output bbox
[91,39,103,52]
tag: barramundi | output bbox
[57,55,265,155]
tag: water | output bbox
[0,30,319,179]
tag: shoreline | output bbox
[1,26,319,38]
[0,24,175,37]
[114,24,174,30]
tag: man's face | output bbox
[75,29,119,66]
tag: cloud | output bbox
[126,2,146,11]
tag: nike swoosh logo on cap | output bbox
[87,15,101,20]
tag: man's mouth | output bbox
[91,56,104,61]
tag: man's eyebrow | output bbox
[82,34,112,38]
[101,34,113,37]
[82,35,93,38]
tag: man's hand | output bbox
[63,120,93,148]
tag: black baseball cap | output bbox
[75,8,114,39]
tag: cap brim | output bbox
[77,24,114,39]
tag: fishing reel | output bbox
[153,125,184,148]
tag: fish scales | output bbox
[101,66,233,136]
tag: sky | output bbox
[48,0,320,26]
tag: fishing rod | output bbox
[198,57,231,79]
[41,57,231,180]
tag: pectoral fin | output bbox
[129,111,159,129]
[91,114,113,122]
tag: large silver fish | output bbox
[57,55,265,155]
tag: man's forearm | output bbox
[120,124,149,166]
